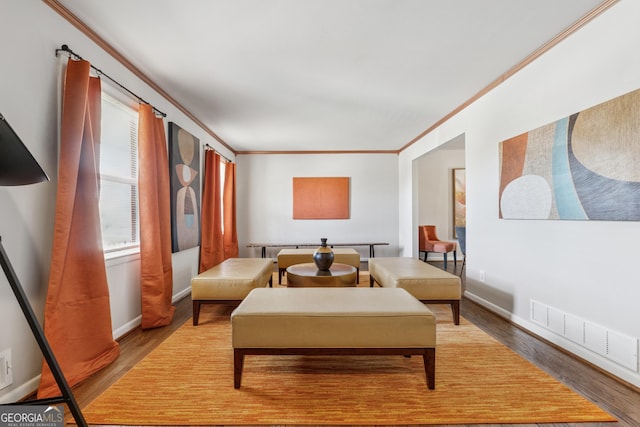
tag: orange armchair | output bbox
[418,225,457,270]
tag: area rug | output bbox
[81,303,615,425]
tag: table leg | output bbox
[234,350,244,389]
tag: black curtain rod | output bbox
[55,44,167,118]
[204,143,233,163]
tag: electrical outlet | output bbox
[0,348,13,390]
[479,270,485,282]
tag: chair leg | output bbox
[459,257,466,277]
[453,250,457,267]
[443,253,447,270]
[423,251,428,262]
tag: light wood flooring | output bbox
[67,261,640,427]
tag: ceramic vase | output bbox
[313,238,334,271]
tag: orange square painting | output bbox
[293,177,350,219]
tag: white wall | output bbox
[236,153,400,260]
[0,2,232,402]
[400,1,640,387]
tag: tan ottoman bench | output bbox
[231,287,436,389]
[368,257,462,325]
[191,258,273,326]
[277,248,361,284]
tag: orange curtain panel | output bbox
[223,161,239,258]
[38,59,120,398]
[138,104,175,329]
[199,150,224,272]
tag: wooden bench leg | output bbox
[451,300,460,325]
[420,299,460,326]
[423,348,435,389]
[193,301,201,326]
[234,350,245,389]
[232,348,434,389]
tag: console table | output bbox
[247,242,389,258]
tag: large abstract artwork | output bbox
[169,122,200,252]
[499,88,640,221]
[293,177,350,219]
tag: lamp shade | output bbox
[0,113,49,186]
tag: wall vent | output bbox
[530,300,639,372]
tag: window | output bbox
[220,157,226,233]
[99,91,139,254]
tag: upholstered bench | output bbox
[368,257,462,325]
[277,248,361,284]
[231,287,436,389]
[191,258,273,326]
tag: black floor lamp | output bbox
[0,113,87,426]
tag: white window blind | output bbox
[99,92,139,253]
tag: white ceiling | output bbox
[54,0,607,153]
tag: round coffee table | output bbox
[286,263,357,287]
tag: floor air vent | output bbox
[531,300,638,372]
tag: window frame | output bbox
[99,85,141,260]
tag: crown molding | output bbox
[43,0,618,156]
[399,0,620,152]
[235,150,399,155]
[42,0,235,155]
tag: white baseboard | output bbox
[173,287,191,303]
[464,291,516,321]
[113,288,192,340]
[0,376,40,404]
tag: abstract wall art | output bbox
[293,177,350,219]
[453,168,466,236]
[499,87,640,221]
[168,122,200,251]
